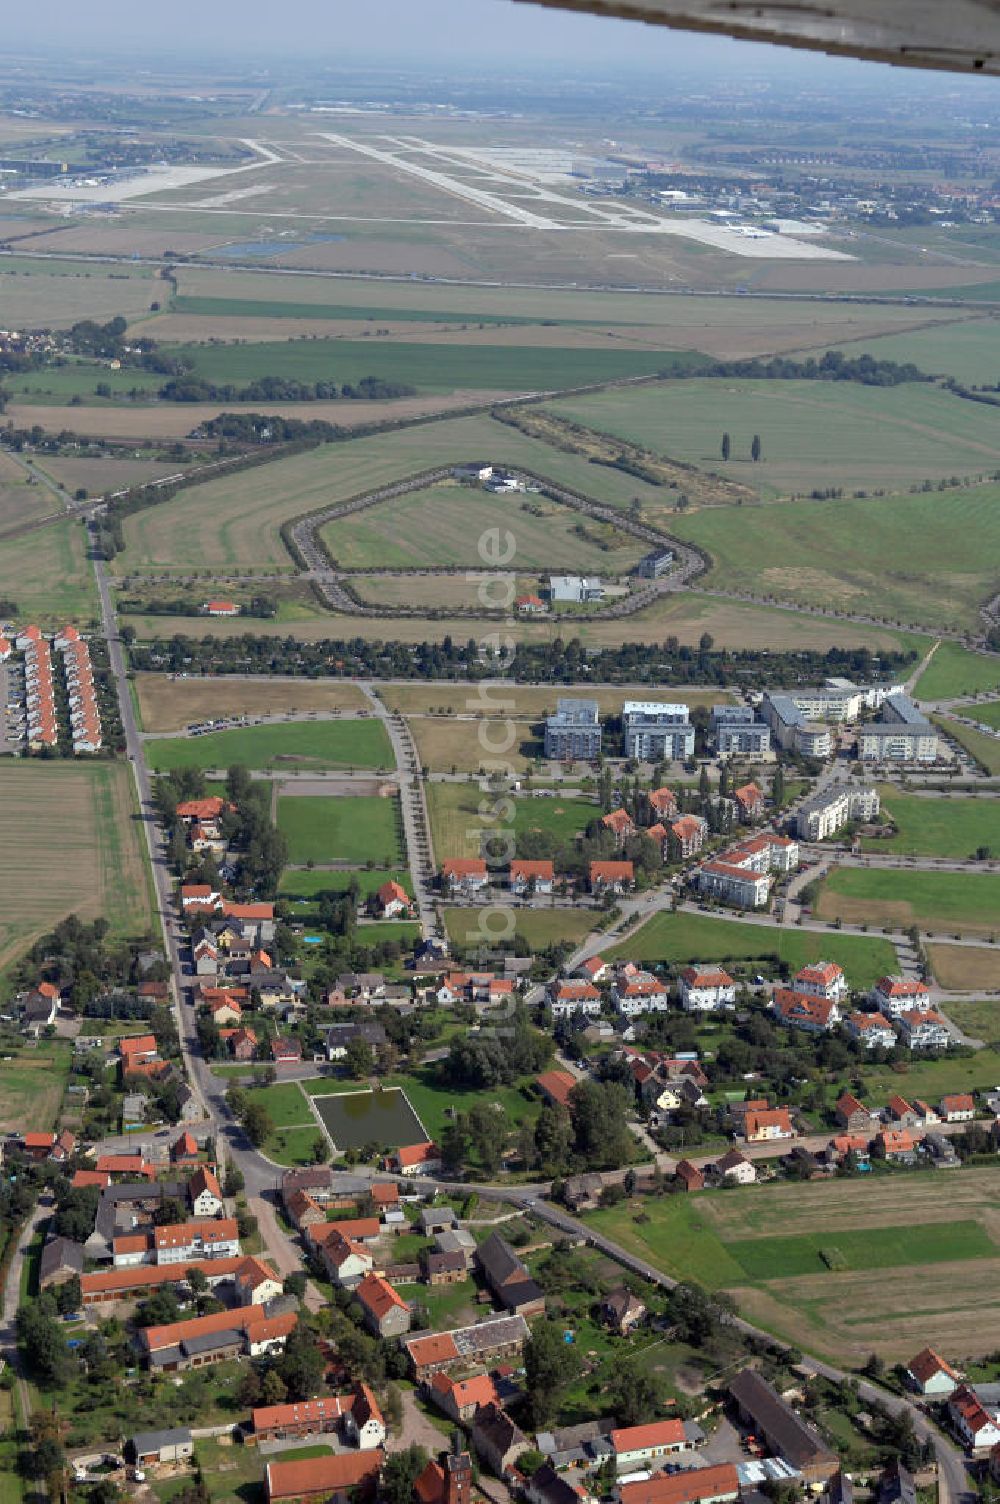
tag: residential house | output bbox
[550,980,602,1020]
[835,1093,873,1132]
[423,1250,466,1285]
[428,1371,498,1424]
[898,1009,950,1051]
[234,1256,283,1307]
[152,1217,240,1266]
[589,860,634,895]
[170,1130,200,1166]
[252,1387,384,1449]
[714,1149,756,1185]
[601,809,635,849]
[39,1236,84,1292]
[876,1129,919,1162]
[905,1347,961,1397]
[669,814,707,859]
[734,783,764,823]
[940,1093,975,1122]
[314,1229,373,1288]
[614,974,671,1016]
[772,988,842,1033]
[648,787,679,823]
[949,1386,1000,1452]
[372,879,412,918]
[404,1315,529,1382]
[845,1011,897,1050]
[226,1027,258,1061]
[326,1021,387,1061]
[143,1307,296,1373]
[678,966,736,1012]
[618,1465,738,1504]
[176,1083,203,1125]
[509,859,555,896]
[602,1287,646,1334]
[794,962,848,1002]
[391,1142,441,1176]
[525,1465,593,1504]
[355,1273,411,1338]
[471,1403,530,1478]
[744,1107,794,1142]
[870,975,932,1016]
[575,955,608,984]
[476,1231,545,1317]
[441,858,489,895]
[208,995,241,1026]
[285,1189,327,1233]
[188,1166,223,1219]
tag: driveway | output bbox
[248,1195,325,1314]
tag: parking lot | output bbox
[0,656,26,754]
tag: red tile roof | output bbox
[265,1449,382,1502]
[396,1141,439,1168]
[536,1070,576,1109]
[356,1273,409,1320]
[611,1418,687,1453]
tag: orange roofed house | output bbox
[510,859,554,896]
[601,808,635,850]
[441,858,488,896]
[589,860,633,895]
[744,1107,794,1142]
[390,1141,441,1176]
[265,1449,383,1504]
[373,880,412,918]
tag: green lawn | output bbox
[323,482,643,573]
[174,338,704,395]
[277,794,404,866]
[933,716,1000,775]
[817,865,1000,936]
[264,1124,325,1167]
[913,643,1000,701]
[281,867,413,901]
[145,719,394,772]
[588,1194,747,1287]
[428,782,598,861]
[970,702,1000,731]
[859,1050,1000,1100]
[305,1065,542,1143]
[670,481,1000,632]
[442,906,596,957]
[610,911,897,989]
[549,379,1000,507]
[820,320,1000,386]
[861,785,1000,859]
[395,1277,481,1328]
[727,1220,995,1279]
[245,1080,313,1128]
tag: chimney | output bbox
[443,1451,472,1504]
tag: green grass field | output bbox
[861,786,1000,858]
[277,794,403,866]
[727,1220,995,1279]
[549,379,1000,502]
[170,294,593,326]
[817,865,1000,936]
[442,907,596,956]
[669,482,1000,632]
[172,337,703,395]
[913,643,1000,701]
[304,1065,541,1142]
[115,412,685,573]
[280,867,413,901]
[969,701,1000,731]
[322,482,643,573]
[609,910,897,989]
[144,720,393,772]
[584,1167,1000,1363]
[0,516,99,624]
[427,782,598,861]
[934,716,1000,775]
[821,318,1000,385]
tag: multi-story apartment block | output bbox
[859,695,938,764]
[543,698,602,760]
[869,975,932,1016]
[678,966,737,1012]
[697,859,772,908]
[796,782,881,841]
[711,704,772,757]
[623,702,695,761]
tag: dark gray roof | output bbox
[327,1022,387,1047]
[130,1428,192,1455]
[40,1236,84,1282]
[420,1206,457,1231]
[181,1328,243,1357]
[424,1250,467,1275]
[529,1465,584,1504]
[148,1345,183,1370]
[473,1403,527,1455]
[728,1369,835,1469]
[281,1165,332,1193]
[476,1231,527,1290]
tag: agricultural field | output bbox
[0,452,59,536]
[549,379,1000,502]
[0,256,158,328]
[0,763,153,976]
[815,865,1000,937]
[670,482,1000,632]
[348,573,545,612]
[609,910,898,989]
[821,316,1000,386]
[276,793,404,867]
[322,482,644,573]
[125,596,922,657]
[860,785,1000,858]
[168,335,700,395]
[933,716,1000,776]
[0,1041,72,1135]
[0,516,99,625]
[923,944,1000,993]
[133,672,367,732]
[442,906,596,957]
[36,455,185,497]
[118,576,322,622]
[143,719,394,773]
[427,781,598,861]
[913,642,1000,702]
[586,1167,1000,1363]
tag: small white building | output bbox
[678,966,737,1012]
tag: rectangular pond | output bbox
[313,1087,427,1152]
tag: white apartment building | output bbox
[796,782,881,841]
[623,701,695,761]
[678,966,737,1012]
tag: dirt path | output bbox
[248,1194,325,1313]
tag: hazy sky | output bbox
[0,0,890,75]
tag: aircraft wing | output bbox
[516,0,1000,76]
